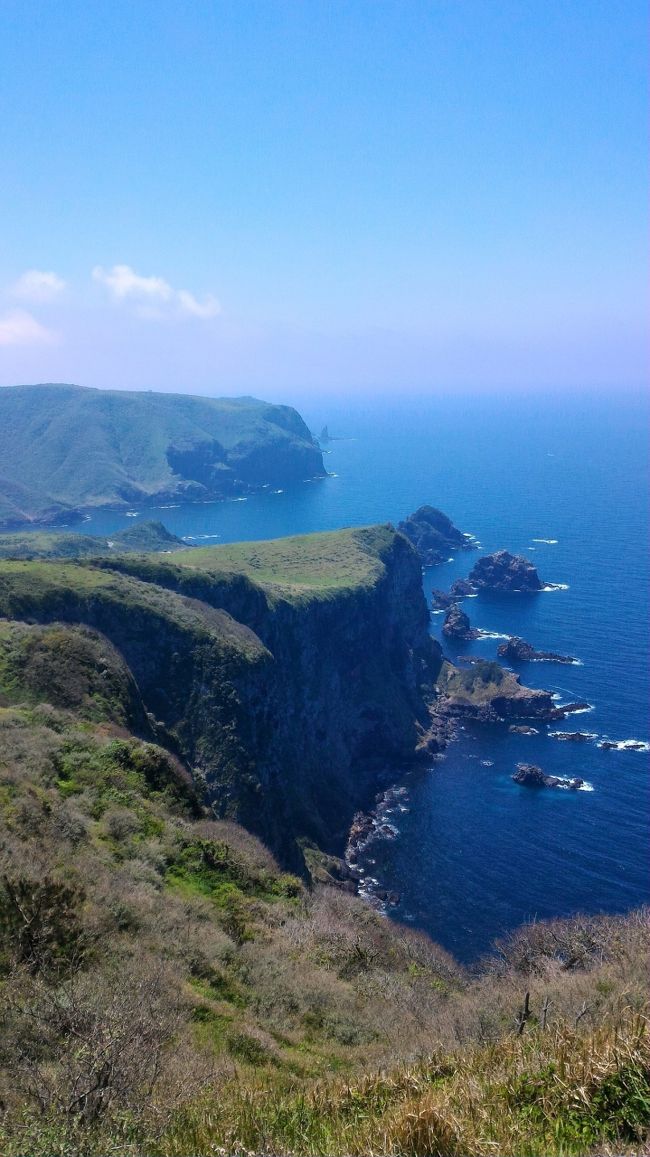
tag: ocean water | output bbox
[70,390,649,963]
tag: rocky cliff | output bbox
[0,525,441,867]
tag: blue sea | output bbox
[70,390,649,964]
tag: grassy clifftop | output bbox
[0,384,325,528]
[166,524,397,599]
[0,524,440,863]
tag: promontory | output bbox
[0,383,325,528]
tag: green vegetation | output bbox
[169,524,398,598]
[0,520,187,559]
[0,529,646,1153]
[0,383,324,527]
[438,658,525,705]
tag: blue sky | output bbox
[0,0,647,398]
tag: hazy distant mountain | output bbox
[0,384,325,528]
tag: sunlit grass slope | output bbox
[168,524,396,597]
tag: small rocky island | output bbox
[442,603,479,641]
[497,636,578,665]
[512,763,584,790]
[468,550,543,592]
[431,578,477,609]
[398,505,476,565]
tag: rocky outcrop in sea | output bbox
[468,550,543,592]
[512,763,584,790]
[398,505,476,566]
[497,636,578,664]
[442,603,480,640]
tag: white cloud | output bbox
[0,309,58,346]
[177,289,221,319]
[93,264,221,320]
[11,269,66,302]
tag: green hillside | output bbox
[0,587,646,1155]
[0,384,325,528]
[0,520,187,559]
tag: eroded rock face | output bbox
[397,506,475,566]
[469,551,543,592]
[497,636,577,664]
[442,603,479,640]
[512,763,584,790]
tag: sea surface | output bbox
[68,390,649,964]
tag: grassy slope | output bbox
[0,535,647,1154]
[0,520,187,560]
[0,620,647,1156]
[0,384,323,525]
[167,524,395,598]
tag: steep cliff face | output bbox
[232,529,442,851]
[0,527,439,866]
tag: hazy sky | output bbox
[0,0,647,399]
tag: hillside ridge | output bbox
[0,383,325,528]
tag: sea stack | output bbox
[398,506,475,566]
[469,550,543,592]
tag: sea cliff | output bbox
[0,525,440,866]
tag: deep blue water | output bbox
[67,390,649,963]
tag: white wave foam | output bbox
[196,533,221,539]
[555,779,594,792]
[431,609,445,615]
[476,629,510,640]
[533,538,558,544]
[549,731,597,742]
[125,511,139,517]
[598,738,650,753]
[542,582,569,591]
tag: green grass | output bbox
[0,558,267,661]
[0,520,186,560]
[167,524,398,598]
[438,658,521,705]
